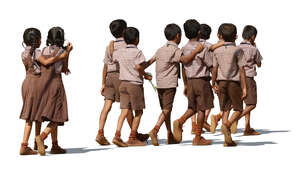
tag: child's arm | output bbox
[101,64,108,96]
[239,66,247,100]
[109,40,114,56]
[180,43,203,64]
[182,66,188,96]
[37,43,72,66]
[211,66,219,94]
[209,40,224,51]
[62,54,70,75]
[143,56,156,69]
[136,64,152,80]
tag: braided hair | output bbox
[46,27,66,49]
[23,28,41,57]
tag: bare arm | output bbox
[182,66,187,86]
[211,66,218,94]
[136,64,152,80]
[100,64,108,95]
[180,43,203,64]
[143,57,156,69]
[209,41,224,51]
[37,43,72,66]
[239,66,247,99]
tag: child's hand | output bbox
[144,74,152,80]
[183,85,187,97]
[218,40,225,46]
[63,68,71,75]
[241,88,247,100]
[101,84,105,96]
[66,42,73,52]
[213,85,219,94]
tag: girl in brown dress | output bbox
[19,28,71,155]
[35,27,73,156]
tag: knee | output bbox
[135,110,143,117]
[162,109,171,117]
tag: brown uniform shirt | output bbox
[239,40,263,77]
[43,46,64,74]
[22,46,42,75]
[213,42,246,81]
[113,44,146,85]
[182,40,212,78]
[103,37,127,72]
[151,41,182,88]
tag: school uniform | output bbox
[239,40,263,105]
[19,47,42,121]
[103,38,127,102]
[182,40,214,112]
[35,45,68,125]
[113,44,146,110]
[213,42,246,112]
[151,41,181,110]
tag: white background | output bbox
[0,0,299,169]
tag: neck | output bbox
[189,38,198,41]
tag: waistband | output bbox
[187,77,211,81]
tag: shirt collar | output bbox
[223,42,236,46]
[166,41,178,47]
[126,44,137,48]
[115,37,124,42]
[199,39,206,43]
[240,40,251,45]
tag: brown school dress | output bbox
[19,47,43,121]
[34,46,68,125]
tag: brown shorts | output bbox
[103,72,121,102]
[119,81,145,110]
[187,77,214,112]
[244,77,257,105]
[157,88,176,110]
[217,80,243,112]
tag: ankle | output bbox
[130,130,137,139]
[153,125,160,134]
[21,142,28,147]
[115,130,121,138]
[52,141,58,146]
[98,129,104,137]
[40,132,48,141]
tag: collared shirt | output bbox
[22,46,42,74]
[151,41,182,88]
[113,44,146,85]
[239,40,263,77]
[42,45,64,74]
[213,42,246,81]
[182,40,212,78]
[103,37,127,72]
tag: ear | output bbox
[235,35,238,40]
[217,34,222,39]
[135,38,140,45]
[251,35,256,41]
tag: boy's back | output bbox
[103,38,127,72]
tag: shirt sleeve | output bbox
[34,49,42,60]
[213,53,218,67]
[103,46,110,64]
[203,49,213,67]
[135,50,146,65]
[170,48,182,63]
[255,48,263,64]
[236,49,246,67]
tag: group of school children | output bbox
[19,18,262,156]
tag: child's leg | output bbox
[240,105,256,120]
[243,105,260,135]
[193,110,211,145]
[173,109,195,142]
[50,126,66,154]
[112,109,129,147]
[98,100,113,136]
[163,110,172,134]
[149,109,170,146]
[126,109,134,128]
[20,120,37,155]
[191,114,196,134]
[127,110,146,146]
[210,111,223,133]
[221,110,235,145]
[35,122,58,155]
[34,121,49,150]
[203,109,211,132]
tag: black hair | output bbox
[23,28,41,56]
[218,23,237,42]
[199,24,211,40]
[109,19,127,38]
[183,19,200,39]
[124,27,139,44]
[164,23,181,41]
[46,26,65,49]
[242,25,257,40]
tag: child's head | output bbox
[110,19,127,38]
[199,24,211,40]
[218,23,237,42]
[164,23,182,44]
[124,27,139,45]
[183,19,201,40]
[23,28,41,55]
[242,25,257,43]
[46,27,65,48]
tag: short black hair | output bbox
[109,19,127,38]
[218,23,237,42]
[199,24,211,40]
[183,19,200,39]
[164,23,181,41]
[124,27,139,44]
[242,25,257,40]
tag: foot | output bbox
[34,141,48,151]
[149,130,159,146]
[192,136,211,146]
[50,145,66,154]
[191,123,196,134]
[230,120,238,134]
[221,125,233,144]
[96,135,110,145]
[224,140,237,147]
[204,122,211,132]
[167,133,178,144]
[112,137,128,147]
[210,115,218,134]
[20,144,38,155]
[136,133,149,142]
[173,119,183,143]
[127,138,146,146]
[244,128,260,136]
[35,136,46,156]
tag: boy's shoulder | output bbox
[214,43,242,55]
